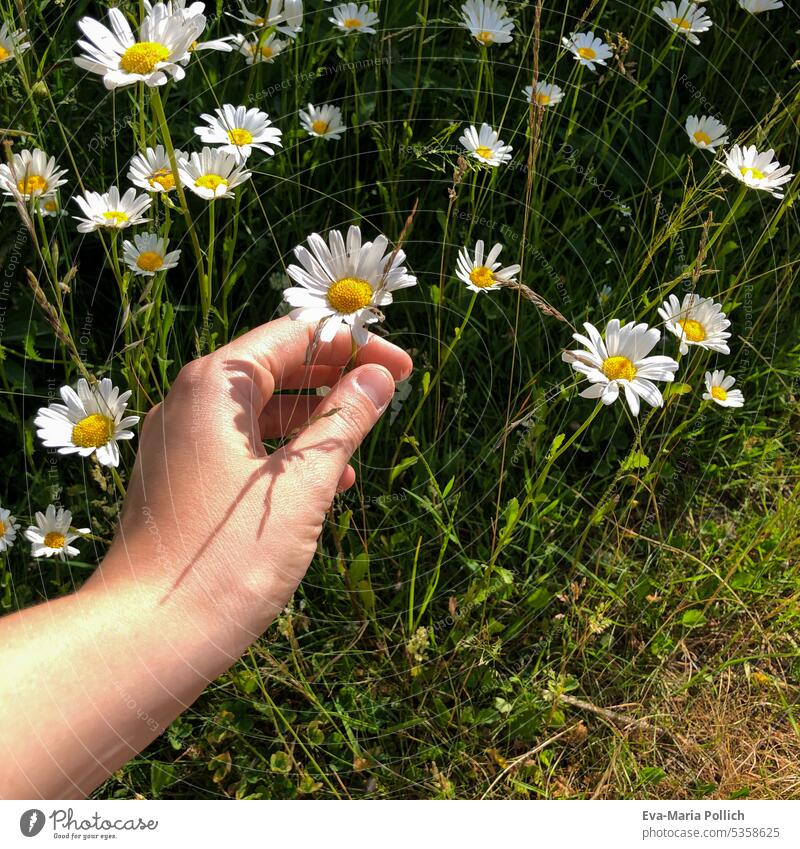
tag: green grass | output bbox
[1,0,799,798]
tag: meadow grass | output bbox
[1,0,799,798]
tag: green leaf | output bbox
[621,451,650,471]
[150,762,178,797]
[681,609,706,628]
[348,551,375,617]
[546,433,565,460]
[390,455,418,483]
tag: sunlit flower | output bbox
[658,293,731,356]
[122,232,181,276]
[73,186,152,232]
[179,147,252,200]
[562,319,679,416]
[299,102,346,140]
[144,0,206,20]
[0,148,68,203]
[283,225,417,345]
[459,0,515,47]
[25,505,90,561]
[194,104,282,163]
[721,144,794,198]
[232,31,287,63]
[0,21,31,63]
[522,81,564,107]
[39,196,64,217]
[234,0,303,37]
[460,122,512,167]
[329,3,379,35]
[686,115,728,152]
[562,31,612,72]
[738,0,783,11]
[34,378,140,468]
[127,145,187,193]
[456,240,520,293]
[703,369,744,408]
[652,1,712,45]
[0,503,20,553]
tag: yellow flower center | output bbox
[577,46,596,59]
[311,119,329,135]
[535,92,551,106]
[469,266,495,288]
[343,18,362,28]
[43,198,58,212]
[670,17,692,29]
[602,355,636,382]
[119,41,170,75]
[327,277,374,314]
[18,174,49,195]
[474,145,493,159]
[0,520,5,536]
[693,130,712,145]
[148,168,176,191]
[72,413,114,448]
[740,166,765,180]
[102,210,129,225]
[253,16,266,25]
[677,318,706,343]
[44,531,66,550]
[136,251,164,272]
[476,30,493,45]
[195,174,229,191]
[711,386,728,402]
[259,45,273,59]
[0,46,10,61]
[227,128,253,146]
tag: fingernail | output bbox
[355,367,395,412]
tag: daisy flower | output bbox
[299,103,346,140]
[329,3,379,35]
[562,319,679,416]
[179,147,252,200]
[73,186,151,233]
[144,0,206,20]
[0,148,68,202]
[652,1,712,45]
[0,21,31,63]
[562,31,612,72]
[283,225,417,345]
[25,505,90,561]
[73,6,205,90]
[122,232,181,276]
[0,503,20,553]
[127,145,187,193]
[703,370,744,408]
[456,240,520,293]
[523,81,564,108]
[194,104,282,163]
[657,293,731,356]
[40,196,64,217]
[460,123,512,167]
[34,377,141,468]
[721,144,794,199]
[686,115,728,152]
[738,0,783,11]
[459,0,515,47]
[234,0,303,37]
[232,31,287,63]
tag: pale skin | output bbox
[0,317,412,799]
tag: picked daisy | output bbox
[460,0,515,47]
[283,225,417,345]
[128,144,187,193]
[300,103,346,140]
[738,0,783,12]
[194,104,282,164]
[657,293,731,356]
[25,505,90,561]
[74,6,205,89]
[73,186,151,232]
[523,81,564,108]
[703,370,744,408]
[686,115,728,152]
[562,31,612,72]
[721,144,794,199]
[0,148,68,202]
[122,232,181,276]
[456,240,520,293]
[0,21,31,64]
[232,31,287,63]
[460,123,512,167]
[329,3,379,35]
[35,377,141,468]
[652,1,712,45]
[562,319,679,416]
[0,503,20,553]
[179,147,252,200]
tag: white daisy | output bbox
[703,370,744,408]
[179,147,252,200]
[721,144,794,199]
[0,148,68,202]
[122,232,181,276]
[522,81,564,108]
[283,225,417,346]
[234,0,303,37]
[459,122,512,167]
[73,186,152,233]
[39,196,64,217]
[127,144,187,193]
[299,103,346,140]
[685,115,728,152]
[329,3,379,35]
[73,6,205,90]
[738,0,783,12]
[232,31,287,63]
[0,503,20,553]
[0,21,31,63]
[34,377,141,468]
[456,240,520,293]
[652,1,712,45]
[144,0,207,20]
[25,505,90,561]
[657,293,731,356]
[562,319,679,416]
[459,0,515,47]
[194,104,282,163]
[562,31,613,72]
